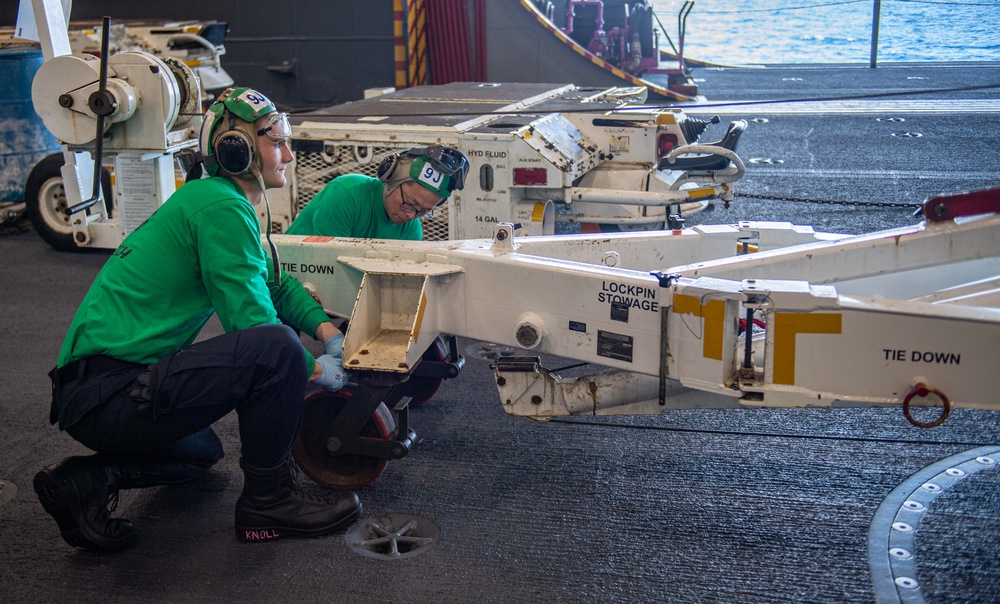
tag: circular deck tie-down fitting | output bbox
[867,446,1000,603]
[346,513,440,560]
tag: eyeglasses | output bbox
[399,185,438,218]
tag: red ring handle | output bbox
[902,382,951,428]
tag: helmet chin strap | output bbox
[251,166,281,288]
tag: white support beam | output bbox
[273,213,1000,415]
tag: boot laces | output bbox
[288,458,307,483]
[291,483,336,505]
[288,458,336,500]
[105,488,121,513]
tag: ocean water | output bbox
[650,0,1000,64]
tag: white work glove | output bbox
[324,333,344,359]
[315,354,346,391]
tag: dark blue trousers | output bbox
[55,324,307,486]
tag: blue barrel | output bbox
[0,47,62,202]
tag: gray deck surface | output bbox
[2,62,999,603]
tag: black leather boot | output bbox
[33,456,137,553]
[235,457,361,543]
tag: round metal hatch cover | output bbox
[346,513,440,560]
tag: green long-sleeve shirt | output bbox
[58,176,328,376]
[286,174,422,240]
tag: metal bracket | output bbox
[921,186,1000,222]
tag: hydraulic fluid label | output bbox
[597,330,633,363]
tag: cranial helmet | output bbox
[199,87,290,177]
[376,145,470,198]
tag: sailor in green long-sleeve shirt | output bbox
[286,145,470,240]
[34,87,360,553]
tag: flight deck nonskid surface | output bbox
[1,62,999,603]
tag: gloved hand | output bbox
[324,333,344,359]
[315,354,346,391]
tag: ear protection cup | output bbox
[214,128,255,175]
[376,153,402,183]
[199,87,277,177]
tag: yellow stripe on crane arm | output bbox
[686,187,717,199]
[672,294,726,361]
[772,313,842,385]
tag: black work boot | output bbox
[235,457,361,543]
[33,456,137,553]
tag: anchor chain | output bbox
[737,192,917,209]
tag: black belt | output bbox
[55,355,143,386]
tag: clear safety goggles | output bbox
[257,112,291,141]
[404,146,469,191]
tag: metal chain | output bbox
[738,192,918,209]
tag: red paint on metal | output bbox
[923,187,1000,223]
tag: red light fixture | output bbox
[657,133,678,158]
[513,168,547,186]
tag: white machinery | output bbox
[274,186,1000,427]
[1,18,234,101]
[2,16,233,98]
[21,2,744,251]
[274,82,747,240]
[15,1,207,250]
[60,20,233,100]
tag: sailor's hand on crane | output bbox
[324,333,344,360]
[314,354,346,391]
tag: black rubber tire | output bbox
[24,153,113,252]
